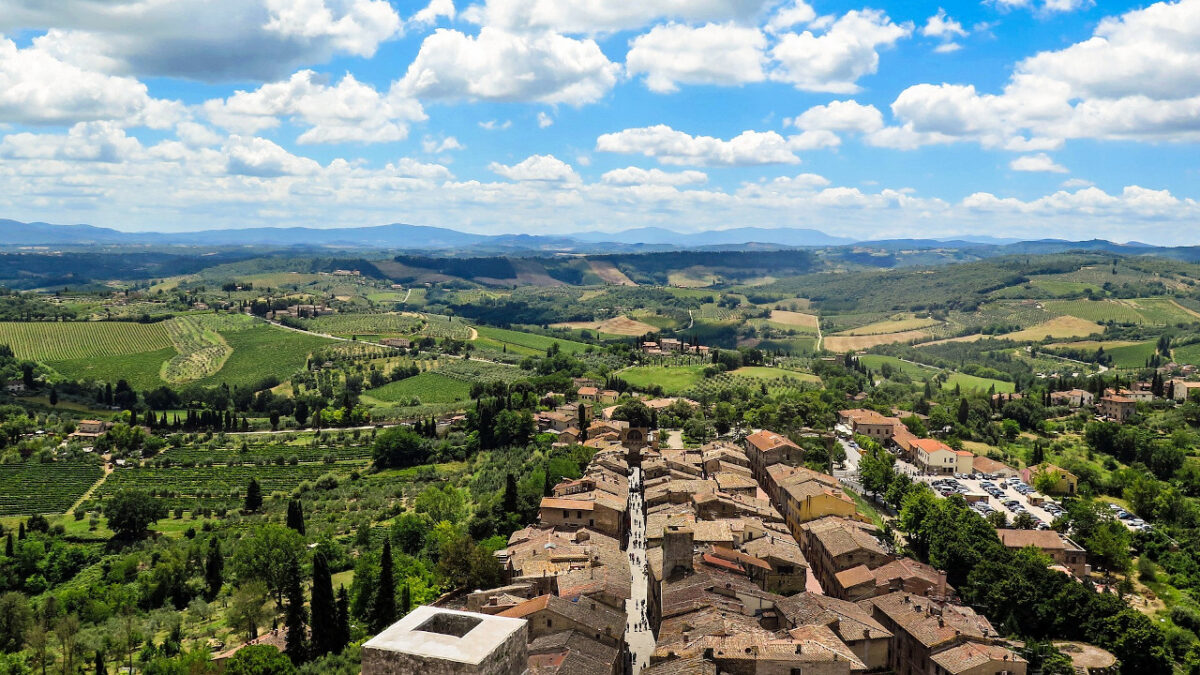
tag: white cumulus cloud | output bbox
[204,70,425,144]
[601,167,708,186]
[596,124,802,166]
[1010,153,1068,173]
[627,22,767,93]
[489,154,580,182]
[770,9,912,93]
[398,27,619,105]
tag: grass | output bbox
[618,365,706,394]
[729,366,820,383]
[1172,342,1200,367]
[946,372,1015,393]
[843,487,886,529]
[857,354,938,378]
[473,326,590,356]
[365,372,474,404]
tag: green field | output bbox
[618,365,706,394]
[365,372,474,404]
[473,326,590,356]
[52,347,179,389]
[1106,341,1158,369]
[729,366,820,382]
[0,320,172,361]
[195,319,333,388]
[946,372,1016,393]
[1173,343,1200,367]
[857,354,1014,393]
[1041,298,1200,326]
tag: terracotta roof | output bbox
[996,529,1081,552]
[866,592,996,649]
[709,545,772,571]
[499,594,625,639]
[803,517,888,559]
[971,455,1012,474]
[911,438,953,454]
[869,557,950,592]
[741,536,808,568]
[745,429,800,454]
[776,592,892,641]
[835,564,876,589]
[930,642,1026,674]
[540,497,595,511]
[643,657,717,675]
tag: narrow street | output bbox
[624,466,653,673]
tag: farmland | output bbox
[823,329,932,352]
[93,463,355,510]
[551,316,658,336]
[0,461,103,516]
[1004,316,1104,341]
[767,310,819,331]
[473,325,591,356]
[161,315,233,384]
[299,312,423,337]
[194,317,334,388]
[618,364,706,394]
[0,320,172,361]
[839,315,941,336]
[364,372,473,404]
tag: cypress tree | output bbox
[310,552,337,657]
[334,585,350,653]
[244,478,262,513]
[368,538,396,633]
[17,522,24,540]
[204,537,223,601]
[400,581,411,616]
[94,649,106,675]
[283,562,309,665]
[502,474,518,514]
[286,500,306,535]
[5,532,12,557]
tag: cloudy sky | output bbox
[2,0,1199,243]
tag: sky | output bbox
[1,0,1199,244]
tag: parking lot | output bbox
[920,474,1063,529]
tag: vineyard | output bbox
[193,319,334,388]
[0,462,103,515]
[415,313,475,340]
[681,369,820,400]
[363,372,473,405]
[159,441,373,465]
[436,358,524,384]
[0,321,172,361]
[93,463,359,510]
[161,315,233,384]
[473,325,590,356]
[300,313,423,336]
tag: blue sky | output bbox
[0,0,1198,243]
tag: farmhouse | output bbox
[912,439,973,475]
[1050,389,1094,407]
[996,529,1089,578]
[1097,395,1136,422]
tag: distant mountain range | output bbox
[0,218,1181,255]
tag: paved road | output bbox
[624,466,654,674]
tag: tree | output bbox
[1013,511,1036,530]
[282,563,308,665]
[285,500,305,536]
[230,524,306,605]
[858,441,896,498]
[223,645,295,675]
[309,552,336,658]
[368,538,396,633]
[957,398,970,425]
[1032,468,1061,495]
[226,581,270,640]
[104,490,166,541]
[0,591,32,652]
[400,582,411,616]
[502,473,518,514]
[53,614,80,675]
[371,427,426,469]
[244,478,262,513]
[390,512,428,556]
[48,388,57,407]
[94,648,107,675]
[204,537,224,601]
[611,400,653,428]
[334,586,350,654]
